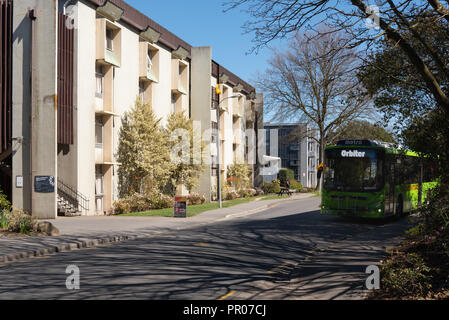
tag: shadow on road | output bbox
[0,208,412,300]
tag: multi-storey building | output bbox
[264,123,319,188]
[0,0,263,219]
[191,50,264,200]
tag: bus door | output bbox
[385,161,395,215]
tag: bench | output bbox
[278,187,293,197]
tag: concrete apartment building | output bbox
[0,0,263,219]
[192,48,264,200]
[264,123,319,188]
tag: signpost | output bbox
[174,196,187,218]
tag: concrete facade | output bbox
[4,0,263,218]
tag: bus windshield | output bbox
[324,148,384,192]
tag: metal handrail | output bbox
[57,179,90,213]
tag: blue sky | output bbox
[125,0,282,85]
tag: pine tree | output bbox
[165,111,205,195]
[117,99,172,197]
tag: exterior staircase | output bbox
[57,179,89,217]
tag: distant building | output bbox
[264,123,319,188]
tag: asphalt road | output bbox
[0,197,411,300]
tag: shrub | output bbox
[187,193,206,206]
[263,182,272,194]
[247,188,257,197]
[226,190,240,200]
[150,193,175,209]
[0,189,10,211]
[238,188,257,198]
[380,253,432,297]
[113,199,132,215]
[113,192,175,214]
[290,179,302,192]
[221,185,232,201]
[129,193,152,212]
[419,187,449,234]
[255,188,265,196]
[263,180,281,194]
[0,210,9,230]
[0,209,38,234]
[278,169,294,187]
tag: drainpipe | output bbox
[28,9,36,214]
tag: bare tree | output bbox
[256,31,373,187]
[224,0,449,113]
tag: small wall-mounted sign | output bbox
[34,176,55,193]
[16,176,23,188]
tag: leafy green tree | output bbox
[165,111,205,195]
[358,16,449,186]
[116,99,172,197]
[329,120,396,144]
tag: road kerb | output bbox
[0,235,136,264]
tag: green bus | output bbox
[321,140,439,219]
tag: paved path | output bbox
[0,194,314,263]
[0,197,411,300]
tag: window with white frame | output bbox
[95,116,104,149]
[95,65,104,98]
[139,81,146,102]
[147,51,153,71]
[106,29,114,51]
[171,94,177,113]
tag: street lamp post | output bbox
[216,94,240,208]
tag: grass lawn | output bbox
[119,196,262,218]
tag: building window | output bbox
[95,166,104,213]
[211,87,219,110]
[171,94,177,113]
[95,117,104,149]
[309,142,314,152]
[139,82,146,103]
[106,29,114,51]
[147,52,153,71]
[95,65,104,98]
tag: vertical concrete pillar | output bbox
[254,93,264,188]
[191,47,212,201]
[13,0,58,219]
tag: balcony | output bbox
[95,116,114,165]
[95,64,119,117]
[172,59,188,95]
[96,18,121,68]
[139,42,159,83]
